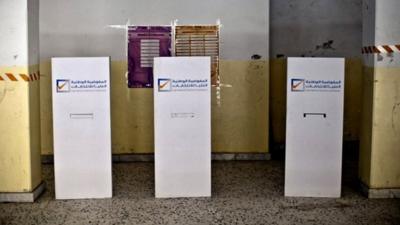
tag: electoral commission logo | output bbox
[158,79,172,92]
[291,78,342,92]
[56,79,108,93]
[291,79,305,91]
[56,79,70,92]
[157,78,208,92]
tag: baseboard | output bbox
[42,153,271,163]
[360,181,400,198]
[0,182,46,203]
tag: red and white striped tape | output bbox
[362,45,400,54]
[0,72,40,82]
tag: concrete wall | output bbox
[39,0,365,155]
[39,0,270,155]
[0,0,41,192]
[271,0,362,58]
[359,0,400,189]
[40,0,269,61]
[269,0,364,144]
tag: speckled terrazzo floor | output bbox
[1,160,399,225]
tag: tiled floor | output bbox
[1,160,399,225]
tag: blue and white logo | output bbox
[158,79,172,92]
[291,79,305,92]
[291,78,342,92]
[56,79,70,92]
[158,78,208,92]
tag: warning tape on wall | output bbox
[362,45,400,54]
[0,72,40,82]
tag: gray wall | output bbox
[40,0,269,61]
[40,0,363,59]
[271,0,362,58]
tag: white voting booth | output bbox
[285,57,344,198]
[153,57,211,198]
[52,57,112,199]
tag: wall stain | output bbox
[0,83,16,104]
[316,40,335,51]
[301,40,336,57]
[392,79,400,133]
[387,53,394,63]
[392,80,400,133]
[0,84,5,103]
[251,54,262,60]
[392,103,400,133]
[309,0,318,7]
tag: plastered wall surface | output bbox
[40,60,268,154]
[269,59,287,144]
[359,66,400,188]
[358,67,374,187]
[359,0,400,189]
[374,1,400,45]
[369,67,400,188]
[28,65,41,190]
[361,0,375,67]
[39,0,367,154]
[370,0,400,188]
[0,64,41,192]
[374,0,400,68]
[0,1,28,67]
[0,66,32,192]
[40,0,269,61]
[27,0,42,192]
[28,0,40,66]
[39,0,270,154]
[212,60,268,153]
[269,0,364,144]
[0,0,41,192]
[270,0,362,58]
[270,58,363,144]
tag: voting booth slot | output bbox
[303,113,327,118]
[69,113,94,119]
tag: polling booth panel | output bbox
[52,57,112,199]
[153,57,211,198]
[285,57,344,198]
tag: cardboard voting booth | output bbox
[52,57,112,199]
[153,57,211,198]
[285,57,344,198]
